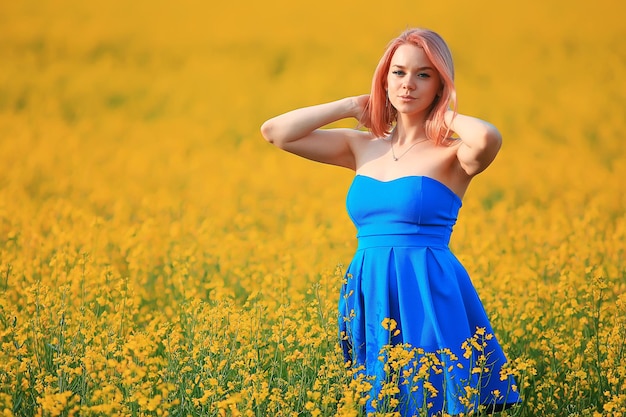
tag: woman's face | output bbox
[386,43,442,119]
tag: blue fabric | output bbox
[338,175,521,416]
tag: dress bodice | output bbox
[346,175,462,247]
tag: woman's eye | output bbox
[418,73,431,78]
[392,70,405,76]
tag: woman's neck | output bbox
[393,116,428,145]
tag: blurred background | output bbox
[1,0,624,299]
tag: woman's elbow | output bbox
[491,131,503,154]
[483,124,502,151]
[261,120,291,149]
[260,120,275,144]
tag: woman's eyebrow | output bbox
[391,64,435,71]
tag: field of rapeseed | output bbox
[0,0,624,416]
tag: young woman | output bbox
[261,28,521,416]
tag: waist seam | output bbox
[356,234,450,250]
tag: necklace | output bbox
[387,131,429,161]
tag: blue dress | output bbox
[338,175,521,416]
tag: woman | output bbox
[261,28,521,416]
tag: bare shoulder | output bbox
[432,138,473,197]
[432,137,464,163]
[441,136,463,149]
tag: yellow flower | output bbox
[381,317,397,331]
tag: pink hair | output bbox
[366,28,457,145]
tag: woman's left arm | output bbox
[445,110,502,176]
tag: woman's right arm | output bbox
[260,95,370,170]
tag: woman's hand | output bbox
[352,94,371,129]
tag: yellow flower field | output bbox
[0,0,624,416]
